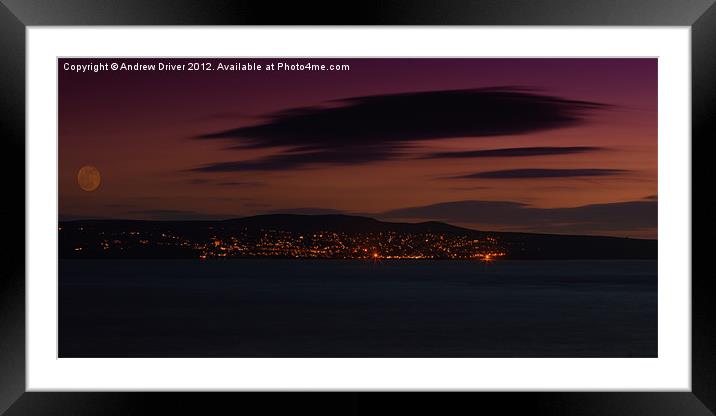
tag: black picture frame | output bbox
[0,1,710,414]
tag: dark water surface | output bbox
[59,259,657,357]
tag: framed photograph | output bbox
[2,1,710,414]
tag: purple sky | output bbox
[59,58,657,238]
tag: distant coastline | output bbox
[59,214,657,260]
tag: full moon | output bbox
[77,165,101,192]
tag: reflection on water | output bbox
[59,259,657,357]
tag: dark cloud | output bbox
[449,186,493,191]
[422,146,604,159]
[185,178,262,186]
[217,181,263,187]
[193,147,399,172]
[448,168,629,179]
[380,199,656,235]
[124,209,228,220]
[193,87,608,172]
[186,178,212,185]
[269,207,346,215]
[643,195,658,200]
[127,209,198,216]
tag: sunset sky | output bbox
[59,58,657,238]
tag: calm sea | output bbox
[59,259,657,357]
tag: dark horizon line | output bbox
[58,213,657,241]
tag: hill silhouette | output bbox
[59,214,656,260]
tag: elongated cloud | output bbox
[192,147,399,172]
[448,168,628,179]
[380,200,656,235]
[423,146,604,159]
[270,208,345,215]
[185,178,262,186]
[125,209,228,220]
[192,87,608,172]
